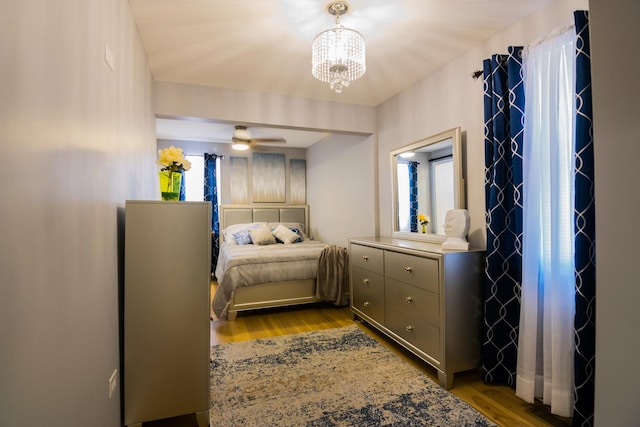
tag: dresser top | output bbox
[349,236,483,255]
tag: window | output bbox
[183,155,221,205]
[184,155,204,201]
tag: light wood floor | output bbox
[144,285,571,427]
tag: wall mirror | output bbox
[391,127,464,242]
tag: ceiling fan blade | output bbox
[248,144,272,151]
[231,126,286,147]
[249,138,287,144]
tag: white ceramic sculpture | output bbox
[442,209,470,251]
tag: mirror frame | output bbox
[390,127,464,243]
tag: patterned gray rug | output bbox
[209,324,496,426]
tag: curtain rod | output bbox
[527,23,574,51]
[429,154,453,162]
[473,22,575,80]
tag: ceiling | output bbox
[129,0,556,147]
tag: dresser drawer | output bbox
[384,250,439,293]
[385,278,439,327]
[350,243,384,275]
[350,266,385,322]
[386,309,441,363]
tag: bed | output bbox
[212,204,348,320]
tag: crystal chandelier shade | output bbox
[311,2,366,93]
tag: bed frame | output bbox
[218,204,322,320]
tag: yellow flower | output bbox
[418,214,430,225]
[157,146,191,172]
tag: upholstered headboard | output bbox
[220,204,309,235]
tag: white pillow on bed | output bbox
[223,222,265,245]
[249,225,277,245]
[268,222,307,240]
[272,224,302,244]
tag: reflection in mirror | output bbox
[391,127,464,242]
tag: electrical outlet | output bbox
[105,42,114,71]
[108,369,118,399]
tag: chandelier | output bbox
[312,1,366,93]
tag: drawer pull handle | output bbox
[405,325,414,332]
[363,301,370,308]
[405,296,413,303]
[362,278,370,285]
[403,266,413,273]
[362,255,369,261]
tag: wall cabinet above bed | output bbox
[349,236,484,389]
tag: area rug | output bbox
[209,324,496,426]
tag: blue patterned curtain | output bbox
[204,153,221,276]
[178,170,186,201]
[482,46,525,386]
[572,10,595,427]
[482,13,595,422]
[408,161,418,232]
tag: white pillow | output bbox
[223,222,265,244]
[249,225,277,245]
[268,222,307,240]
[272,224,302,244]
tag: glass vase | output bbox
[421,224,427,233]
[159,170,182,201]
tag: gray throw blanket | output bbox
[316,245,349,306]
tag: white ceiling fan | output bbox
[231,126,287,150]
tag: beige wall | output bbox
[306,133,377,248]
[591,0,640,424]
[153,82,378,248]
[154,81,377,135]
[0,1,156,426]
[376,0,589,249]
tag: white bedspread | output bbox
[212,240,329,319]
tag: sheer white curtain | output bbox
[516,27,576,418]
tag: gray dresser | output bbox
[349,236,484,389]
[124,201,211,426]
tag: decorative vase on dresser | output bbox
[124,201,211,427]
[349,236,484,389]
